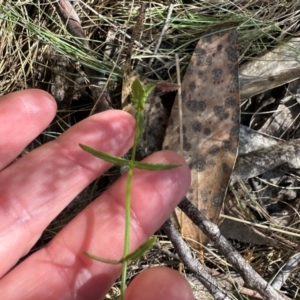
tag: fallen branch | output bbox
[162,219,234,300]
[178,197,286,300]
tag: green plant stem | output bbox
[120,114,140,300]
[80,79,166,300]
[120,166,132,299]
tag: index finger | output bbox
[0,106,136,276]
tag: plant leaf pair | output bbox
[83,237,157,265]
[79,144,180,170]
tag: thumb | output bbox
[125,266,193,300]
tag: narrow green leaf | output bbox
[83,252,121,265]
[131,79,145,110]
[79,144,131,167]
[143,83,156,99]
[133,161,181,170]
[123,237,157,262]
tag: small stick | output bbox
[175,54,183,156]
[162,219,235,300]
[271,253,300,291]
[148,2,174,66]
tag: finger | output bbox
[0,110,135,276]
[1,151,191,299]
[0,89,57,170]
[125,267,194,300]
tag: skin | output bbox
[0,89,193,300]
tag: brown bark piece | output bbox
[163,24,240,250]
[239,37,300,101]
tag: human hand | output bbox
[0,90,193,300]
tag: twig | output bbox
[175,53,183,157]
[220,214,300,239]
[53,0,89,48]
[51,0,113,112]
[162,219,234,300]
[154,243,180,261]
[271,252,300,291]
[178,197,286,300]
[148,2,174,66]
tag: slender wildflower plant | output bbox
[79,78,180,299]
